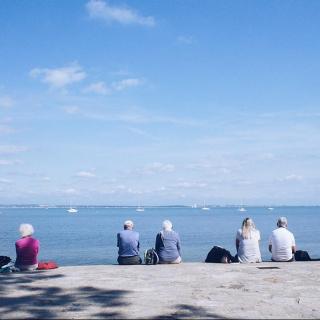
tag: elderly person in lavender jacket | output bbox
[155,220,181,264]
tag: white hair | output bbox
[124,220,134,229]
[277,217,288,228]
[19,223,34,237]
[162,220,173,231]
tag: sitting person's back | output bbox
[155,220,181,264]
[269,217,296,262]
[236,217,262,263]
[15,223,40,271]
[117,220,141,265]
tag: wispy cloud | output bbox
[278,174,304,182]
[84,81,111,95]
[0,125,15,134]
[30,63,86,88]
[0,178,13,184]
[0,145,28,154]
[177,35,194,45]
[83,78,142,95]
[140,162,175,175]
[63,106,80,114]
[62,188,78,195]
[86,0,155,27]
[0,96,14,108]
[112,78,143,91]
[0,159,22,166]
[171,181,207,189]
[76,171,96,178]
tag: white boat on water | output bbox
[267,207,274,211]
[238,207,246,212]
[67,207,78,213]
[201,201,210,211]
[136,207,145,212]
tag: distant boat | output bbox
[238,207,246,212]
[67,207,78,213]
[202,201,210,211]
[191,203,198,209]
[136,206,145,212]
[267,207,274,211]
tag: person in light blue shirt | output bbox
[117,220,141,265]
[155,220,181,264]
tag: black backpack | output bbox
[0,256,11,268]
[144,248,159,265]
[205,246,237,263]
[295,250,311,261]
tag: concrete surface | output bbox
[0,262,319,319]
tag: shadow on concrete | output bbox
[0,272,130,319]
[154,304,229,319]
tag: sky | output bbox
[0,0,320,205]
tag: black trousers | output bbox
[117,255,142,265]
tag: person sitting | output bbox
[15,223,40,271]
[269,217,296,262]
[155,220,181,264]
[117,220,141,265]
[236,217,262,263]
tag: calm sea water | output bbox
[1,206,319,266]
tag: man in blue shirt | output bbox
[117,220,142,265]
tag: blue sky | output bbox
[0,0,320,205]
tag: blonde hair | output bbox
[241,218,255,239]
[19,223,34,237]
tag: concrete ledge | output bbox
[1,262,320,319]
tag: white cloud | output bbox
[0,125,15,134]
[64,106,80,114]
[280,174,304,182]
[86,0,155,27]
[172,181,207,189]
[112,78,143,91]
[63,188,78,195]
[76,171,96,178]
[177,35,194,45]
[141,162,175,175]
[30,63,86,88]
[84,81,111,95]
[0,96,14,108]
[0,178,13,184]
[0,159,22,166]
[0,145,28,154]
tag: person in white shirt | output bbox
[236,217,262,263]
[269,217,296,262]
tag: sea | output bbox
[1,206,319,266]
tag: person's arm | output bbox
[176,234,181,256]
[291,234,296,254]
[36,240,40,254]
[117,233,120,248]
[236,239,240,252]
[155,234,160,251]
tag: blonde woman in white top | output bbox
[236,217,262,263]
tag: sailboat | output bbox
[238,207,246,212]
[67,203,78,213]
[201,201,210,211]
[136,203,145,212]
[267,207,274,211]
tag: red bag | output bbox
[37,261,58,270]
